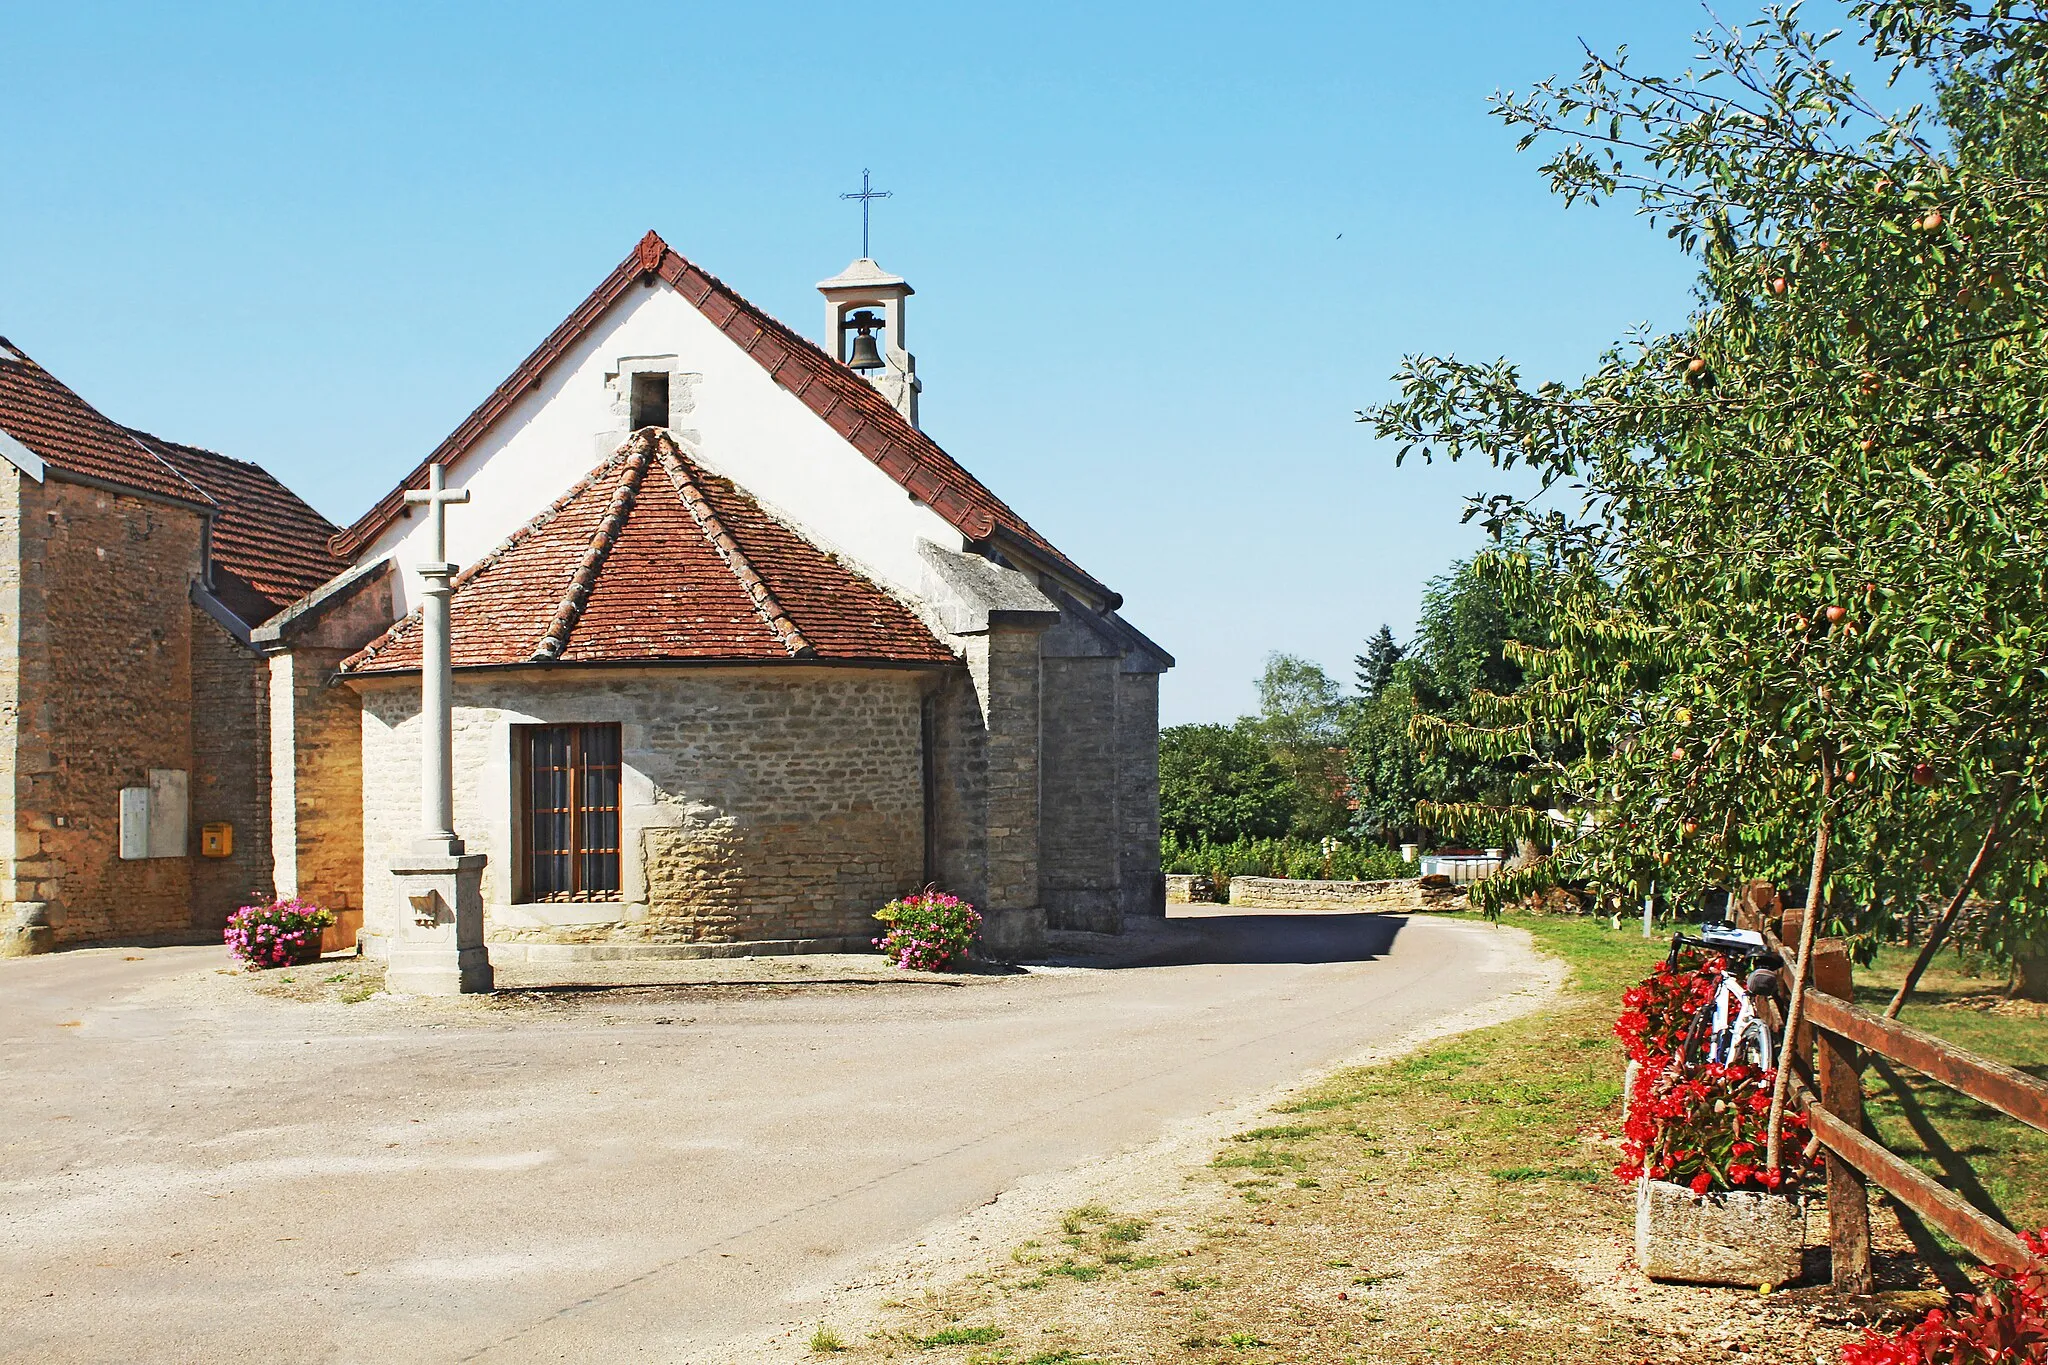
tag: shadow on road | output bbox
[1085,912,1411,969]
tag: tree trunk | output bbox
[1886,779,2014,1019]
[2014,935,2048,1002]
[1767,748,1834,1174]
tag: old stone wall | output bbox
[1225,876,1426,912]
[1039,654,1121,933]
[0,472,22,936]
[974,626,1043,913]
[12,477,203,945]
[354,665,936,951]
[271,647,367,947]
[1116,667,1163,920]
[927,667,988,908]
[189,609,272,930]
[260,566,393,953]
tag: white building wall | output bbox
[357,282,966,616]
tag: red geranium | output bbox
[1840,1229,2048,1364]
[1618,1059,1821,1195]
[1615,950,1720,1075]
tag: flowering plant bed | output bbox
[873,888,980,971]
[1841,1229,2048,1364]
[1613,956,1819,1286]
[224,897,335,970]
[1619,1059,1819,1196]
[1614,948,1718,1075]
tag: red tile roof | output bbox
[130,431,352,626]
[0,337,213,506]
[341,431,956,675]
[331,232,1113,603]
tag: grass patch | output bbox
[914,1325,1003,1347]
[1047,1260,1104,1281]
[1490,1165,1603,1183]
[1233,1123,1317,1142]
[1212,1147,1306,1171]
[808,1323,846,1354]
[1060,1203,1109,1234]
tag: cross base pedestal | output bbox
[386,852,492,995]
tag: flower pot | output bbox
[288,937,323,966]
[1635,1177,1804,1287]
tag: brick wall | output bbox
[353,665,936,950]
[189,609,272,930]
[12,478,203,944]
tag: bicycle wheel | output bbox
[1731,1013,1776,1073]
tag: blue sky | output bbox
[2,2,1870,722]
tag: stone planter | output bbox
[1635,1177,1804,1287]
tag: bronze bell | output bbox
[845,311,885,370]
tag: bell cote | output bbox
[818,257,921,428]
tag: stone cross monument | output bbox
[384,462,493,995]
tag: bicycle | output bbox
[1668,924,1783,1074]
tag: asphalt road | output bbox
[0,908,1539,1364]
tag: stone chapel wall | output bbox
[928,667,988,909]
[353,666,935,952]
[1039,654,1124,933]
[189,609,273,931]
[14,478,203,945]
[1116,667,1165,920]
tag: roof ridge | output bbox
[532,437,651,662]
[650,434,816,659]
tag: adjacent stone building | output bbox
[0,342,347,954]
[0,231,1170,961]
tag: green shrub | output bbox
[1160,835,1415,889]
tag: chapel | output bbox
[0,233,1170,962]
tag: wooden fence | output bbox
[1737,887,2048,1291]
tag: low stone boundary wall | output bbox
[1226,876,1424,911]
[1165,873,1220,904]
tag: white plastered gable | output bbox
[356,278,966,619]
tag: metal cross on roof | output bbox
[840,168,892,260]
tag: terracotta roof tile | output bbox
[131,431,352,626]
[0,337,212,505]
[341,432,956,675]
[331,233,1112,603]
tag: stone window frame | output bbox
[604,355,701,439]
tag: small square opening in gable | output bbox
[630,371,670,431]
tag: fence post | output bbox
[1811,942,1873,1295]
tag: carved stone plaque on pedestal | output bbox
[385,852,491,996]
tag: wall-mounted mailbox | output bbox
[201,822,233,858]
[117,769,190,860]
